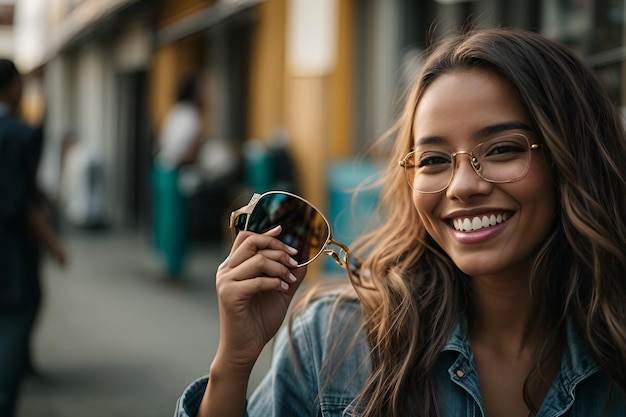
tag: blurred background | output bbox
[2,0,624,415]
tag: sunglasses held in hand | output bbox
[230,191,359,279]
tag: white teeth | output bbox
[452,213,508,232]
[481,216,490,228]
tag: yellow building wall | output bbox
[329,0,354,159]
[286,0,354,208]
[248,0,287,141]
[248,0,355,208]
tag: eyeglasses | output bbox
[399,133,542,193]
[230,191,359,278]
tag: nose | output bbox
[445,153,492,201]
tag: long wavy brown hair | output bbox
[294,27,626,416]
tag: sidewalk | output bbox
[17,229,274,417]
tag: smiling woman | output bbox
[175,27,626,417]
[411,68,556,282]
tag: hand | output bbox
[213,225,307,375]
[52,244,69,267]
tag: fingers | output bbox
[217,225,302,292]
[220,251,298,293]
[224,226,298,269]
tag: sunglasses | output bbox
[230,191,359,278]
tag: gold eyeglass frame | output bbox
[398,133,542,194]
[229,191,358,277]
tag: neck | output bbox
[469,272,538,355]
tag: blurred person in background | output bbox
[0,58,67,417]
[59,132,107,229]
[24,115,69,377]
[152,76,203,279]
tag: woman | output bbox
[176,27,626,416]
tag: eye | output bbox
[417,151,451,169]
[488,144,525,155]
[481,137,529,160]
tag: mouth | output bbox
[450,212,511,232]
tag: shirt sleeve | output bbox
[248,294,367,416]
[246,318,320,417]
[174,293,366,417]
[173,376,214,417]
[173,319,319,417]
[0,123,37,221]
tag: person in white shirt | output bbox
[152,77,203,279]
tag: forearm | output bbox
[196,358,251,417]
[178,136,202,167]
[28,205,66,264]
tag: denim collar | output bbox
[441,317,600,388]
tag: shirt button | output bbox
[456,369,465,378]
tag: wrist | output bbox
[210,351,255,381]
[199,361,249,417]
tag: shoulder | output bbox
[267,286,370,411]
[170,102,201,121]
[161,103,201,136]
[0,115,34,133]
[290,287,364,342]
[284,286,370,381]
[0,118,37,164]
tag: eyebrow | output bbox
[474,121,533,138]
[413,121,533,148]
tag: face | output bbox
[411,68,555,280]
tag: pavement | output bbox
[16,228,276,417]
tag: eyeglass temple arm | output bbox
[229,193,263,239]
[325,238,363,280]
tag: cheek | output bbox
[523,162,557,220]
[505,164,557,250]
[527,185,557,235]
[412,192,441,236]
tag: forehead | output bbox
[412,68,530,146]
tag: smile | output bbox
[452,213,509,232]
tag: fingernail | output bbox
[281,281,289,290]
[286,245,298,255]
[288,273,297,282]
[289,257,298,267]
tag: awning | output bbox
[48,0,142,53]
[154,0,264,47]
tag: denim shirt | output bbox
[175,293,625,416]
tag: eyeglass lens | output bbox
[405,134,532,193]
[244,193,331,265]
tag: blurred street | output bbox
[16,228,273,417]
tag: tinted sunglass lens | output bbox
[246,194,330,265]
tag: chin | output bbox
[449,256,509,278]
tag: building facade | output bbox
[12,0,626,235]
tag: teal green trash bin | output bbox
[326,159,381,273]
[243,139,273,193]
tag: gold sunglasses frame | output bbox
[229,191,356,274]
